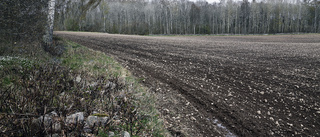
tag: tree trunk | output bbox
[104,14,106,32]
[314,3,318,32]
[43,0,56,47]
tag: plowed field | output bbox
[55,31,320,137]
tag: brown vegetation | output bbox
[0,38,166,136]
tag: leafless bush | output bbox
[0,60,146,136]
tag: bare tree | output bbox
[54,0,320,35]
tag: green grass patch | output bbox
[0,56,34,88]
[60,39,169,136]
[61,41,127,78]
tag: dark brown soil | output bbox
[55,31,320,137]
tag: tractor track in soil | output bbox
[55,31,320,137]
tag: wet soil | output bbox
[55,31,320,137]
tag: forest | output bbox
[1,0,320,136]
[54,0,320,35]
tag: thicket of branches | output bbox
[0,58,144,136]
[55,0,320,35]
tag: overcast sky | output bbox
[189,0,253,3]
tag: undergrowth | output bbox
[0,37,168,136]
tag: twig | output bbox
[0,113,39,117]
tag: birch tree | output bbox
[43,0,56,47]
[54,0,320,35]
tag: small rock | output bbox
[257,110,261,115]
[108,131,115,137]
[270,117,274,121]
[86,116,98,127]
[86,115,109,127]
[113,120,121,126]
[163,109,170,113]
[92,111,98,114]
[52,122,61,132]
[186,102,190,106]
[120,131,130,137]
[66,112,84,125]
[99,117,109,126]
[76,75,81,83]
[89,82,97,87]
[191,116,196,121]
[32,111,57,125]
[83,124,92,133]
[270,131,274,135]
[32,111,60,133]
[275,121,280,126]
[101,90,106,95]
[60,92,65,96]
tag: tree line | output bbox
[54,0,320,35]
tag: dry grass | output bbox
[0,37,168,136]
[61,40,169,136]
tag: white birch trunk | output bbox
[314,3,318,32]
[43,0,56,46]
[103,14,106,32]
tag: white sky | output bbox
[193,0,301,3]
[190,0,253,3]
